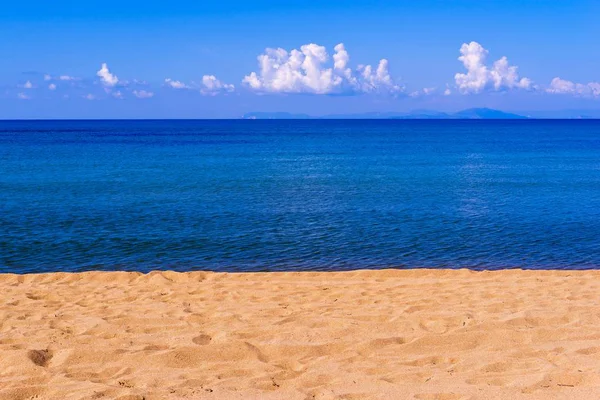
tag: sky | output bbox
[1,0,599,118]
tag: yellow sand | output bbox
[1,269,600,400]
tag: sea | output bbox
[1,119,599,274]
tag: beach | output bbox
[1,269,600,399]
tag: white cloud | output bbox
[164,76,234,95]
[96,63,119,87]
[17,92,30,100]
[165,78,190,89]
[44,74,79,84]
[201,75,235,95]
[444,88,452,96]
[23,80,34,89]
[243,43,402,95]
[133,90,154,98]
[454,42,531,94]
[112,91,124,99]
[84,94,96,100]
[546,77,600,97]
[48,83,57,91]
[408,87,437,98]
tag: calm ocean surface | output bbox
[1,120,599,273]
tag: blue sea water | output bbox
[1,120,600,274]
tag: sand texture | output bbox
[1,269,600,399]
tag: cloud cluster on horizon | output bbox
[547,77,600,98]
[454,42,532,94]
[9,42,600,101]
[242,43,402,95]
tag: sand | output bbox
[1,269,600,400]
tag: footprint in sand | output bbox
[192,334,212,345]
[27,349,53,367]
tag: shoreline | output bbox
[2,266,596,276]
[2,269,600,399]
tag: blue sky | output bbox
[1,0,599,118]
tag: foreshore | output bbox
[1,269,600,399]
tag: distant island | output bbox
[242,108,526,120]
[242,108,600,120]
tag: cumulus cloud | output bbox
[17,92,30,100]
[454,42,531,94]
[546,77,600,97]
[84,94,96,100]
[243,43,402,95]
[133,90,154,99]
[164,78,190,89]
[112,91,124,99]
[48,83,57,91]
[96,63,119,87]
[201,75,235,95]
[23,80,34,89]
[44,74,52,81]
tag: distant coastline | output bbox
[3,108,600,121]
[242,108,600,120]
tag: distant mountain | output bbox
[242,112,311,119]
[451,108,527,119]
[242,108,528,120]
[383,108,527,119]
[326,110,454,119]
[321,112,407,119]
[403,110,452,119]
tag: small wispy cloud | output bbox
[133,90,154,98]
[44,74,79,82]
[164,76,234,95]
[164,78,190,89]
[409,87,438,97]
[48,83,57,91]
[17,92,31,100]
